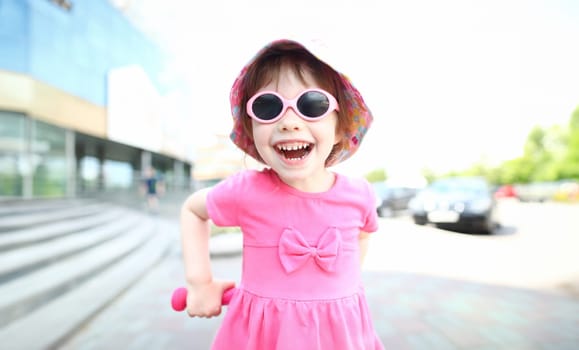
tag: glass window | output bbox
[0,112,26,196]
[103,159,133,190]
[80,156,100,192]
[32,120,67,197]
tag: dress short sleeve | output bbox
[361,179,379,233]
[206,172,245,227]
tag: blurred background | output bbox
[1,0,578,200]
[1,0,578,349]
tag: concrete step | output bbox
[0,210,143,282]
[0,215,159,328]
[0,207,127,252]
[0,199,176,349]
[0,202,109,232]
[0,198,97,216]
[0,224,172,349]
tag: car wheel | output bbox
[413,216,427,225]
[480,220,496,235]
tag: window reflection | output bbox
[103,160,133,190]
[32,121,66,197]
[0,112,26,196]
[80,156,100,192]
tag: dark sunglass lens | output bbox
[297,91,330,118]
[252,94,283,120]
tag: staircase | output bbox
[0,198,175,349]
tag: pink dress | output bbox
[206,169,384,350]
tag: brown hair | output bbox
[237,41,355,166]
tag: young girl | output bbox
[180,39,384,349]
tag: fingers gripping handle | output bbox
[171,287,235,312]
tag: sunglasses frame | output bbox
[246,88,339,124]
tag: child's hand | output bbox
[185,280,236,318]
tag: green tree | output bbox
[491,106,577,183]
[421,168,437,184]
[445,104,579,184]
[365,168,387,183]
[559,106,579,179]
[499,157,533,184]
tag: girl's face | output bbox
[251,66,340,192]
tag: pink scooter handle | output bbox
[171,287,236,312]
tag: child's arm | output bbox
[358,231,371,266]
[180,188,234,318]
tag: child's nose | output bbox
[277,107,304,131]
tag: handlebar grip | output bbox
[171,287,235,312]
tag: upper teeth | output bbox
[277,143,309,151]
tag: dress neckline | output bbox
[265,168,340,198]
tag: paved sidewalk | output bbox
[60,238,241,350]
[60,227,579,350]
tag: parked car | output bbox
[372,182,418,217]
[494,184,517,199]
[514,182,559,202]
[553,180,579,202]
[408,177,499,234]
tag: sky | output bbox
[117,0,579,180]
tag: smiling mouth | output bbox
[275,142,313,160]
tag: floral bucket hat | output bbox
[229,39,373,166]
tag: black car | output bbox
[372,182,418,217]
[408,177,499,234]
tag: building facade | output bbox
[0,0,193,198]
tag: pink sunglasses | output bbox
[246,88,339,124]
